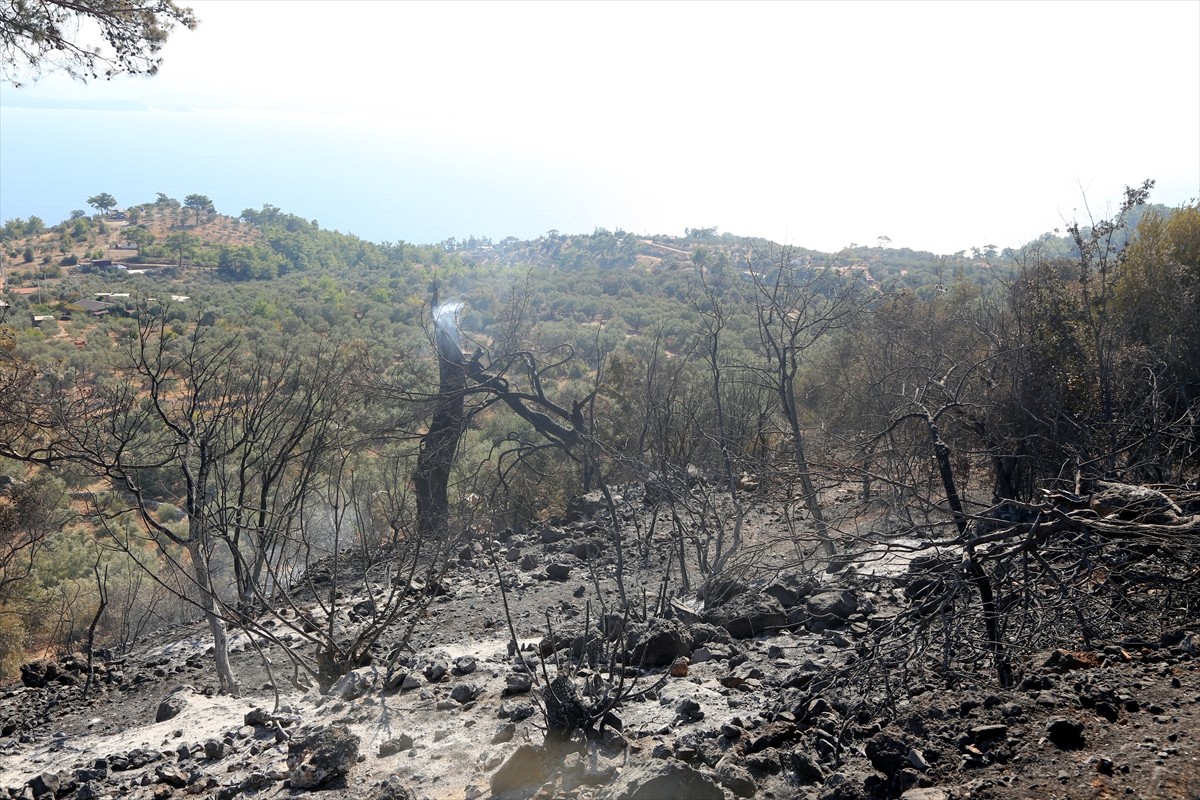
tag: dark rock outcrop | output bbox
[705,593,787,639]
[626,617,694,667]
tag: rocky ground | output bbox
[1,484,1198,800]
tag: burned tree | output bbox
[747,245,867,560]
[409,299,595,542]
[414,301,469,540]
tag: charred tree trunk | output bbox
[415,349,466,540]
[924,410,1012,688]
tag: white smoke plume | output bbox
[433,300,465,363]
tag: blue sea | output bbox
[0,103,621,245]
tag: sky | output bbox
[1,0,1198,254]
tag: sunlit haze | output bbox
[1,0,1197,253]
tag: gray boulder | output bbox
[287,724,360,790]
[563,490,609,522]
[626,617,694,667]
[705,593,787,639]
[764,572,816,608]
[154,686,193,723]
[805,590,858,631]
[490,744,547,796]
[601,761,724,800]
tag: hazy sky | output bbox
[1,0,1197,254]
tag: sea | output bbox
[0,103,617,245]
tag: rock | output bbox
[450,683,480,704]
[202,739,225,760]
[400,673,422,691]
[287,724,360,790]
[571,539,604,560]
[490,744,547,796]
[329,666,379,700]
[805,590,858,631]
[689,622,733,646]
[491,723,516,744]
[764,572,816,608]
[74,760,108,784]
[601,761,724,800]
[519,553,539,571]
[154,764,190,789]
[899,554,960,603]
[538,628,580,658]
[244,707,272,727]
[1047,717,1085,750]
[790,750,826,783]
[540,526,568,544]
[19,660,57,689]
[499,700,535,722]
[900,789,951,800]
[744,751,782,774]
[1090,481,1183,523]
[970,723,1008,740]
[546,562,573,581]
[678,698,704,722]
[626,617,694,667]
[1045,648,1102,673]
[371,776,417,800]
[564,490,609,522]
[716,758,756,798]
[75,781,102,800]
[866,731,909,774]
[705,593,787,639]
[453,655,477,675]
[504,672,533,695]
[423,658,449,682]
[378,735,414,757]
[907,748,930,771]
[155,687,192,723]
[26,772,60,799]
[238,773,276,794]
[698,576,749,608]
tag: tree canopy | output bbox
[1,0,197,86]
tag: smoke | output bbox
[433,300,465,363]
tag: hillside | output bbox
[1,194,1198,800]
[2,479,1198,800]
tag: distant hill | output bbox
[4,195,1177,306]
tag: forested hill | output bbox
[5,193,1179,304]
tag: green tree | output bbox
[1,0,197,86]
[1114,202,1200,420]
[165,231,198,266]
[87,193,118,215]
[183,193,215,226]
[70,218,91,241]
[123,225,155,251]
